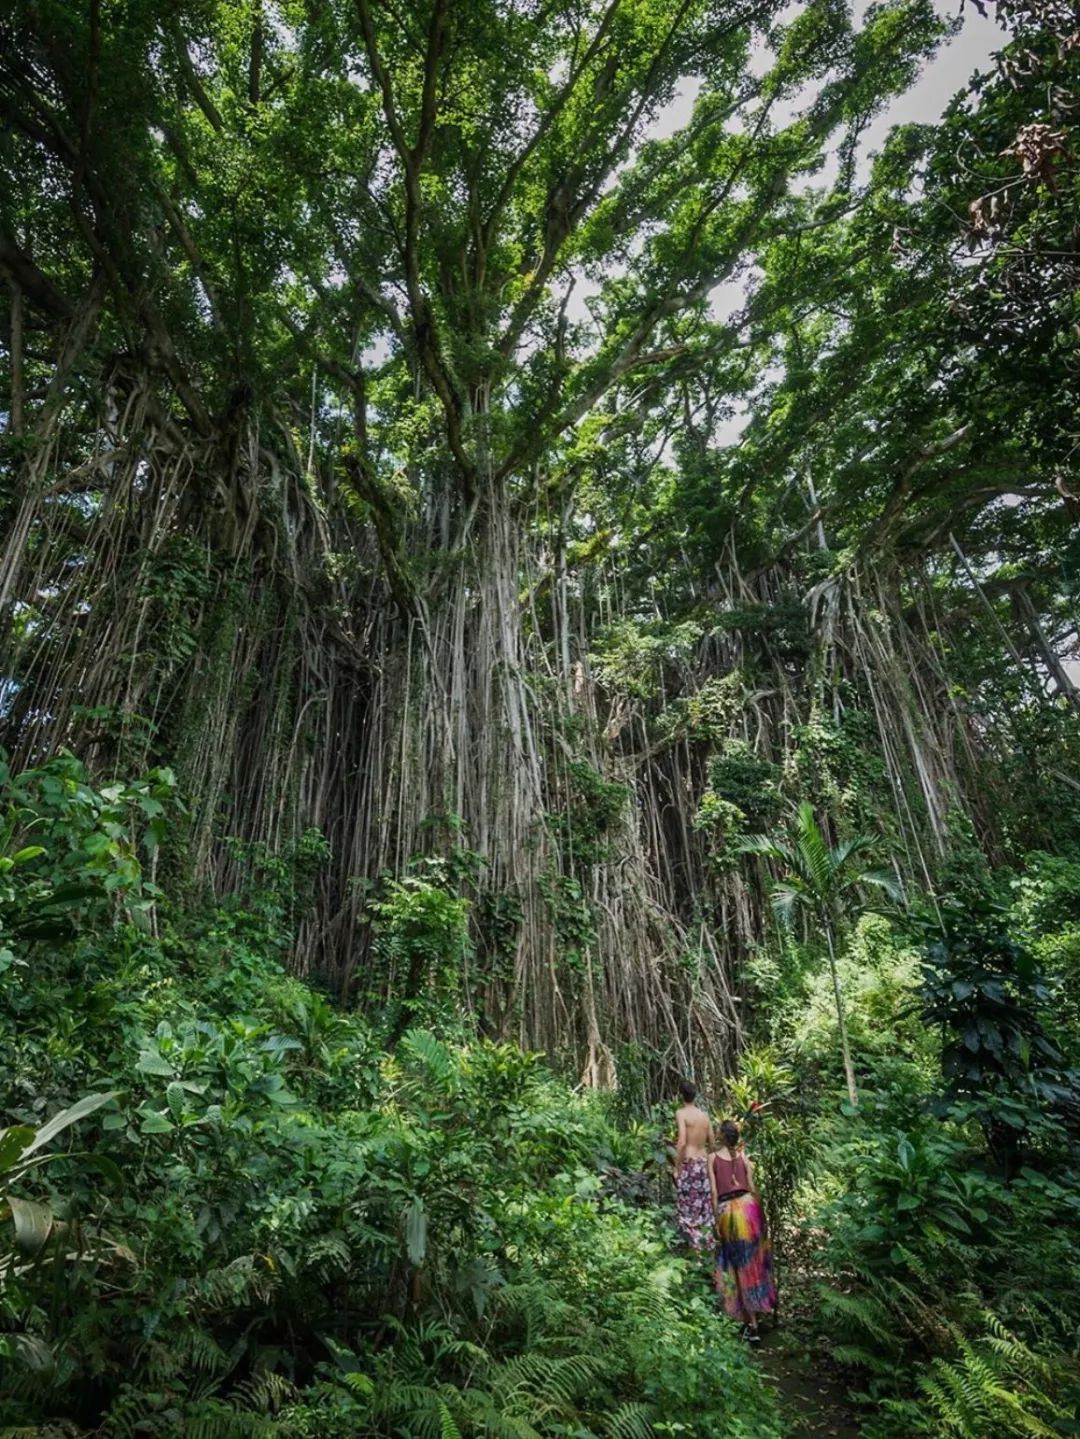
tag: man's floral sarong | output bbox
[675,1158,713,1249]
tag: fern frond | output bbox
[171,1323,230,1376]
[829,1343,902,1376]
[918,1318,1068,1439]
[303,1231,352,1279]
[604,1401,656,1439]
[400,1029,458,1093]
[230,1371,296,1415]
[492,1273,577,1345]
[817,1284,899,1352]
[474,1406,544,1439]
[493,1351,604,1414]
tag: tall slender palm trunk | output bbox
[824,920,858,1107]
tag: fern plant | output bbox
[917,1315,1073,1439]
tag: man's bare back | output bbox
[675,1099,714,1177]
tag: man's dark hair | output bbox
[678,1080,697,1103]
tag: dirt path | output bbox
[753,1320,861,1439]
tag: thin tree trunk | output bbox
[824,919,858,1107]
[8,280,24,436]
[1013,583,1080,712]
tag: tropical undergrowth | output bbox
[0,752,777,1439]
[730,862,1080,1438]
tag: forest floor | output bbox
[693,1238,863,1438]
[674,1206,863,1436]
[753,1246,862,1439]
[755,1323,862,1439]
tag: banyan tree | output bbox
[2,0,1077,1091]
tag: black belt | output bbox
[717,1188,748,1202]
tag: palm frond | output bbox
[736,833,796,867]
[795,800,834,898]
[858,868,906,905]
[831,834,875,870]
[770,882,807,931]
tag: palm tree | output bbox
[739,801,903,1107]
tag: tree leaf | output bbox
[165,1082,185,1122]
[6,1195,54,1256]
[82,1152,124,1187]
[0,1126,35,1174]
[405,1196,427,1267]
[136,1049,175,1078]
[139,1112,174,1135]
[11,845,46,864]
[21,1092,117,1159]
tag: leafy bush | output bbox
[918,892,1080,1175]
[368,869,473,1040]
[806,1109,1080,1436]
[740,873,1080,1438]
[0,755,777,1438]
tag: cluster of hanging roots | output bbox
[1,314,1064,1097]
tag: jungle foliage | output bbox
[2,0,1080,1433]
[1,755,777,1437]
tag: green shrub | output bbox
[0,757,777,1438]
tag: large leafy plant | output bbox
[740,801,903,1106]
[1,1092,122,1374]
[918,893,1080,1175]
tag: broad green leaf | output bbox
[21,1092,117,1159]
[136,1050,175,1078]
[82,1153,124,1187]
[11,845,46,864]
[405,1196,427,1267]
[139,1112,174,1135]
[7,1195,53,1256]
[0,1126,34,1173]
[165,1082,185,1122]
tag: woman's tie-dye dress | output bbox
[711,1152,777,1319]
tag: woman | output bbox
[709,1119,776,1340]
[673,1080,715,1250]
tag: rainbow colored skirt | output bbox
[714,1192,777,1319]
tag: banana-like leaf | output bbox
[0,1125,35,1174]
[21,1091,117,1159]
[405,1195,428,1266]
[7,1195,53,1257]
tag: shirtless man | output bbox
[675,1080,714,1177]
[673,1080,715,1249]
